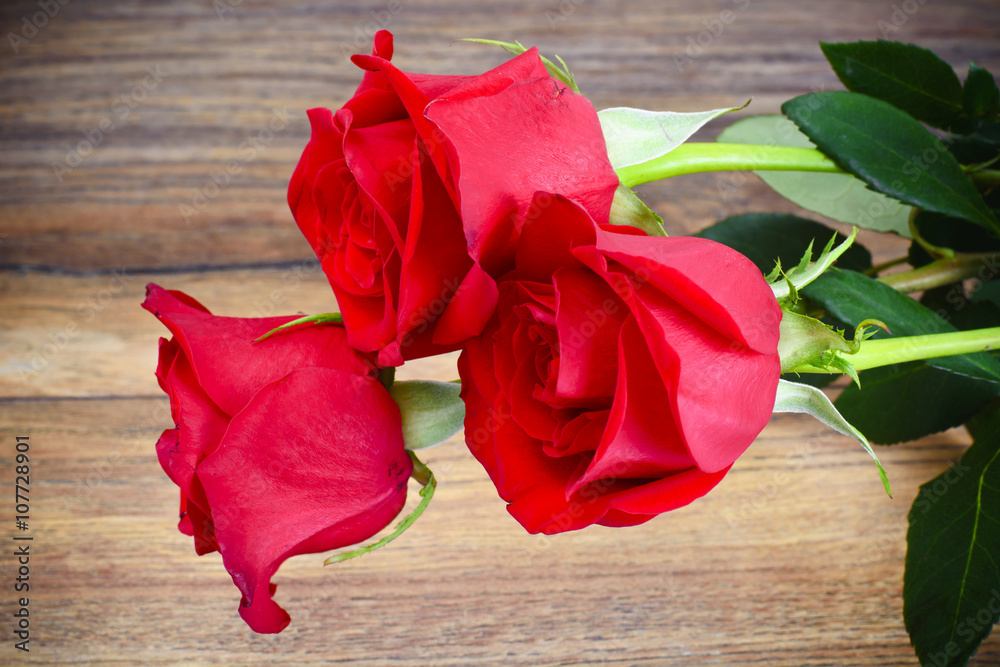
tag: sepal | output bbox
[769,228,858,301]
[773,379,891,497]
[388,380,465,450]
[253,312,344,342]
[608,183,667,236]
[460,38,579,92]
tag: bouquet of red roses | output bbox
[144,32,1000,666]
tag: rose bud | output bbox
[459,194,782,534]
[142,284,413,633]
[288,30,619,366]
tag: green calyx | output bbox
[388,380,465,451]
[778,312,888,386]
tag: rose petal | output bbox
[550,266,626,405]
[196,368,412,634]
[142,285,377,416]
[426,74,618,274]
[568,316,695,494]
[601,265,780,473]
[588,232,782,355]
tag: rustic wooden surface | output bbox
[2,0,999,664]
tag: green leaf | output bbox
[972,279,1000,311]
[835,362,999,444]
[695,213,871,275]
[716,115,912,236]
[921,286,1000,335]
[819,40,966,131]
[805,269,1000,384]
[772,379,890,495]
[782,91,1000,235]
[963,63,1000,119]
[904,407,1000,667]
[599,101,748,171]
[388,380,465,450]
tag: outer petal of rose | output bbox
[178,491,193,535]
[426,78,619,275]
[436,47,550,102]
[142,285,377,416]
[584,261,779,474]
[459,341,503,486]
[155,337,180,422]
[572,236,782,473]
[156,429,218,555]
[353,31,471,113]
[350,52,452,183]
[588,233,782,355]
[157,350,230,507]
[196,368,412,634]
[600,464,730,526]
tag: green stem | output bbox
[877,253,997,293]
[799,327,1000,374]
[864,255,909,277]
[617,143,843,187]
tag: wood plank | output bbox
[3,395,998,665]
[0,269,469,398]
[2,0,998,271]
[2,0,999,663]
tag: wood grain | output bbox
[2,0,999,664]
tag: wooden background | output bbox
[2,0,999,664]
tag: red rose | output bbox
[459,195,782,535]
[288,30,619,366]
[143,284,412,633]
